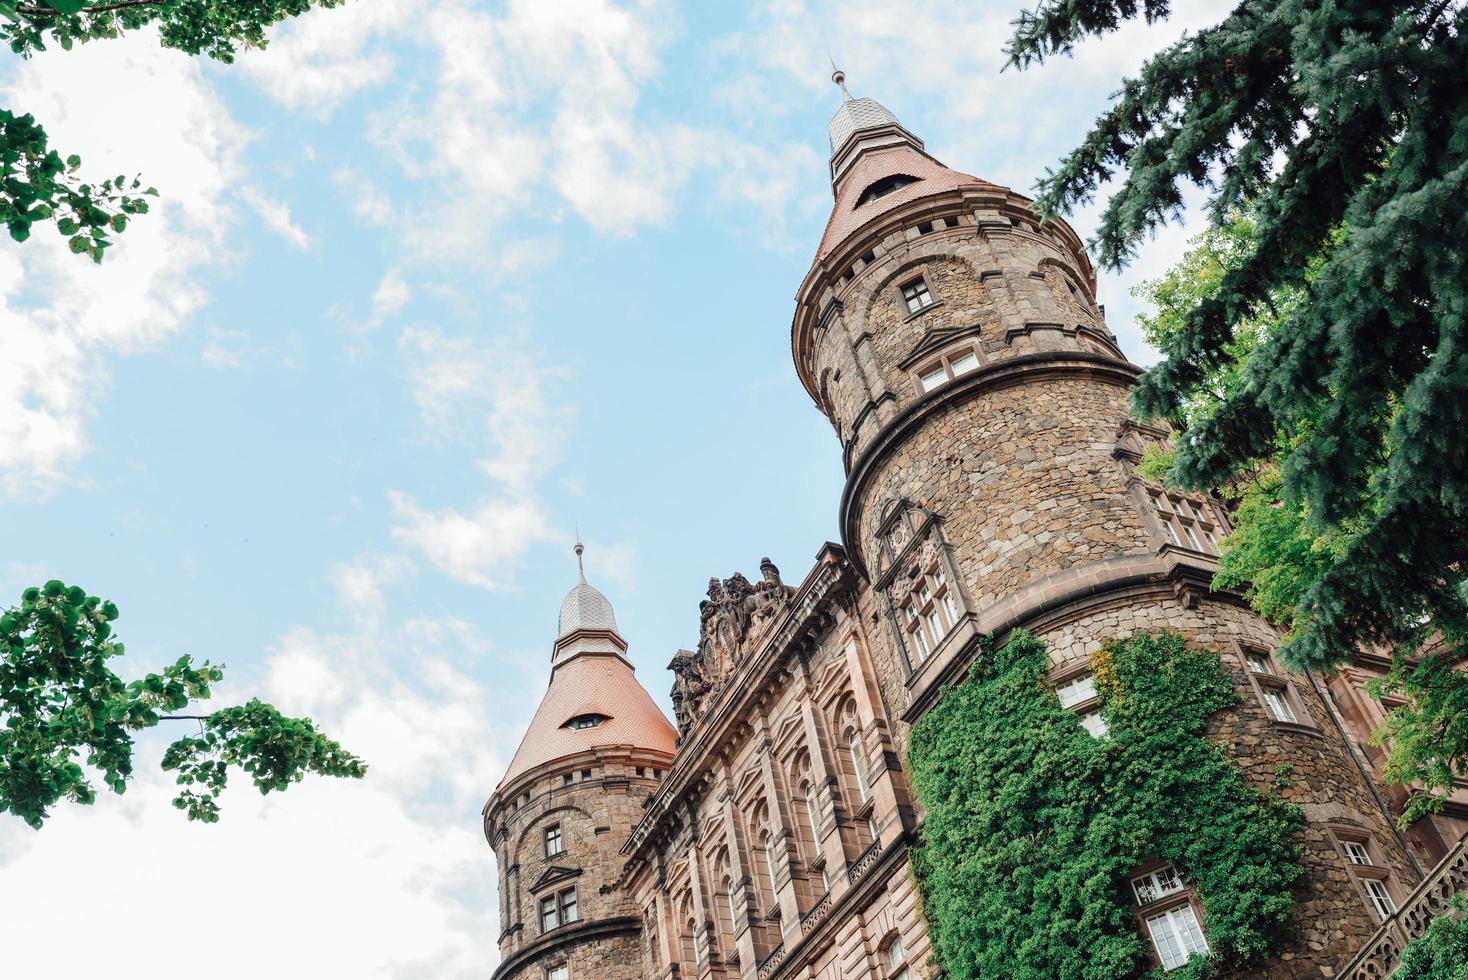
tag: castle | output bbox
[481,75,1468,980]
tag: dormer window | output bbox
[900,277,934,315]
[857,173,918,207]
[913,343,981,393]
[564,713,608,730]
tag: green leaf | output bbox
[41,0,90,14]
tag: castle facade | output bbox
[482,77,1468,980]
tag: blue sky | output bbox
[0,1,1230,974]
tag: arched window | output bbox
[803,779,821,850]
[722,873,739,939]
[848,728,869,804]
[885,932,911,980]
[762,830,780,904]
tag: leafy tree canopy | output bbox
[1133,208,1468,824]
[1007,1,1468,677]
[1393,897,1468,979]
[908,630,1302,979]
[0,580,365,829]
[0,0,345,261]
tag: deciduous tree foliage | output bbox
[1133,212,1468,824]
[908,630,1302,979]
[1393,897,1468,979]
[1007,1,1468,678]
[0,580,365,829]
[0,0,345,261]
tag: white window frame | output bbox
[912,342,983,394]
[1363,878,1396,919]
[1144,903,1210,971]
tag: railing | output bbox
[1337,832,1468,978]
[755,941,785,980]
[847,838,883,885]
[800,890,833,934]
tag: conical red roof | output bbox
[497,572,675,790]
[815,142,996,264]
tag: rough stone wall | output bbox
[489,752,666,976]
[496,932,643,980]
[1043,596,1420,978]
[855,374,1150,605]
[808,202,1116,463]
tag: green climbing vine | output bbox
[908,630,1304,979]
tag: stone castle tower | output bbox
[483,542,676,980]
[484,75,1465,980]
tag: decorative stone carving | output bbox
[670,561,793,738]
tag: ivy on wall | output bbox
[908,631,1304,979]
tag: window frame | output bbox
[911,341,983,395]
[545,964,569,980]
[899,558,960,664]
[1233,643,1317,733]
[1144,487,1225,556]
[884,932,912,980]
[1048,665,1109,738]
[1327,826,1402,924]
[898,276,935,316]
[544,822,564,858]
[1128,862,1210,972]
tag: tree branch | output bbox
[159,714,212,721]
[17,0,161,16]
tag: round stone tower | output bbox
[791,73,1425,975]
[484,544,676,980]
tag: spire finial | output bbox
[574,530,586,584]
[831,63,852,102]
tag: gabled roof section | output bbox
[528,865,583,893]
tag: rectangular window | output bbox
[1145,904,1209,971]
[906,604,930,661]
[540,895,558,932]
[544,824,563,857]
[547,966,569,980]
[1132,866,1185,905]
[1080,710,1109,738]
[1055,673,1098,709]
[1182,524,1202,550]
[560,888,579,924]
[1263,688,1298,724]
[918,365,947,392]
[1363,878,1396,919]
[1343,841,1372,866]
[1245,654,1272,675]
[901,278,933,315]
[949,350,980,376]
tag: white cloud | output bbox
[240,0,416,116]
[333,553,415,627]
[387,325,568,589]
[371,268,411,322]
[0,601,507,979]
[390,492,553,590]
[0,36,245,498]
[240,185,312,249]
[332,165,396,226]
